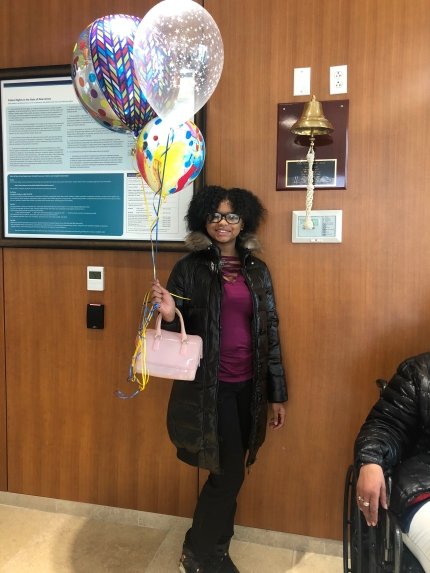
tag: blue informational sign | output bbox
[8,173,124,236]
[1,75,193,241]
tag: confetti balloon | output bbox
[133,0,224,127]
[136,117,205,196]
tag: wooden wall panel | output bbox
[0,1,160,68]
[204,0,430,539]
[0,251,6,491]
[4,248,197,517]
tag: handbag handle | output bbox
[154,307,188,344]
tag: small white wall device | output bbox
[87,266,105,291]
[292,210,343,243]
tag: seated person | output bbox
[354,352,430,573]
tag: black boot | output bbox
[215,541,240,573]
[179,544,207,573]
[179,530,206,573]
[179,537,219,573]
[179,530,240,573]
[179,544,233,573]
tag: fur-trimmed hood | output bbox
[184,231,262,253]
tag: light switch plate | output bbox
[292,210,343,243]
[293,67,311,96]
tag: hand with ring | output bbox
[357,495,370,507]
[356,463,387,526]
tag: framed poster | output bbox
[0,65,205,250]
[276,99,348,191]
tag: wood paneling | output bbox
[0,251,6,491]
[203,0,430,539]
[4,248,197,516]
[1,0,430,542]
[0,1,159,68]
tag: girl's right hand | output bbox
[151,279,176,322]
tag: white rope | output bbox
[303,139,315,230]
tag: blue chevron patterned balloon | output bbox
[72,14,155,137]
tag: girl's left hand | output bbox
[269,403,286,429]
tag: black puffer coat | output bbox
[163,232,288,474]
[354,352,430,517]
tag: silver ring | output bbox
[358,496,370,507]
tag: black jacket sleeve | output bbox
[354,359,421,471]
[262,264,288,403]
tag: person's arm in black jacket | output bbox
[354,360,421,526]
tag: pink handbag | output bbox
[135,308,203,381]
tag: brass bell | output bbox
[290,95,334,136]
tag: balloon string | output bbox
[130,137,167,282]
[117,127,179,399]
[116,289,193,399]
[116,290,157,399]
[151,127,174,280]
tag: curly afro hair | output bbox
[186,185,266,234]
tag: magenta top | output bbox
[218,256,253,382]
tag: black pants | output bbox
[187,380,252,557]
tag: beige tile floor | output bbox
[0,496,343,573]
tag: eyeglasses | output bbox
[207,212,241,224]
